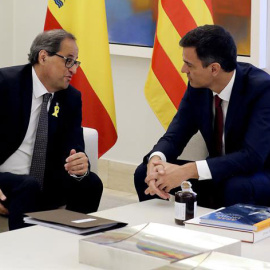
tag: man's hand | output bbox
[145,161,199,197]
[145,179,171,200]
[0,189,8,215]
[64,149,89,176]
[146,155,164,177]
[144,156,170,200]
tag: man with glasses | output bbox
[0,29,103,230]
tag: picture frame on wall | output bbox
[106,0,267,68]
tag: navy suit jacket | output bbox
[147,62,270,182]
[0,64,85,185]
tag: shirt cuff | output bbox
[149,151,166,162]
[195,160,212,180]
[70,170,89,181]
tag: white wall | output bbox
[0,0,269,166]
[0,0,48,67]
[0,1,14,67]
[13,0,47,65]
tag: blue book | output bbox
[200,204,270,232]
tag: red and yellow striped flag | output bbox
[145,0,213,129]
[44,0,117,157]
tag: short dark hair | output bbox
[28,29,76,65]
[179,25,237,72]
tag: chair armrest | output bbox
[83,127,98,174]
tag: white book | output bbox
[185,216,270,243]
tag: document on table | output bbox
[24,209,127,235]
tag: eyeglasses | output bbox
[50,52,81,68]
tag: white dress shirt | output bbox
[0,67,51,175]
[150,71,236,180]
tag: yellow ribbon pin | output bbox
[52,103,60,117]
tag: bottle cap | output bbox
[181,181,192,190]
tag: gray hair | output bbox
[28,29,76,65]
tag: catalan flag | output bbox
[44,0,117,157]
[145,0,213,129]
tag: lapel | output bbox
[48,91,62,138]
[18,64,33,143]
[0,64,33,163]
[199,89,215,153]
[224,65,245,137]
[48,89,68,140]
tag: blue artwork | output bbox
[105,0,157,47]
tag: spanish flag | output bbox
[44,0,117,157]
[145,0,213,129]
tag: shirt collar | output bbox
[213,70,236,102]
[32,67,53,99]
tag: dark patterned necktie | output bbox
[30,93,51,189]
[214,95,223,156]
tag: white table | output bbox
[0,199,269,269]
[93,199,270,263]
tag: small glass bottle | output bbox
[175,181,197,225]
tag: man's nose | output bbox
[181,63,188,73]
[69,64,78,74]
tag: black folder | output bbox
[24,209,127,235]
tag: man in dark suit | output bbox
[134,25,270,208]
[0,29,103,230]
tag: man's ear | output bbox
[38,50,48,65]
[211,63,221,77]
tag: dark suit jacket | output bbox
[0,64,85,191]
[147,62,270,182]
